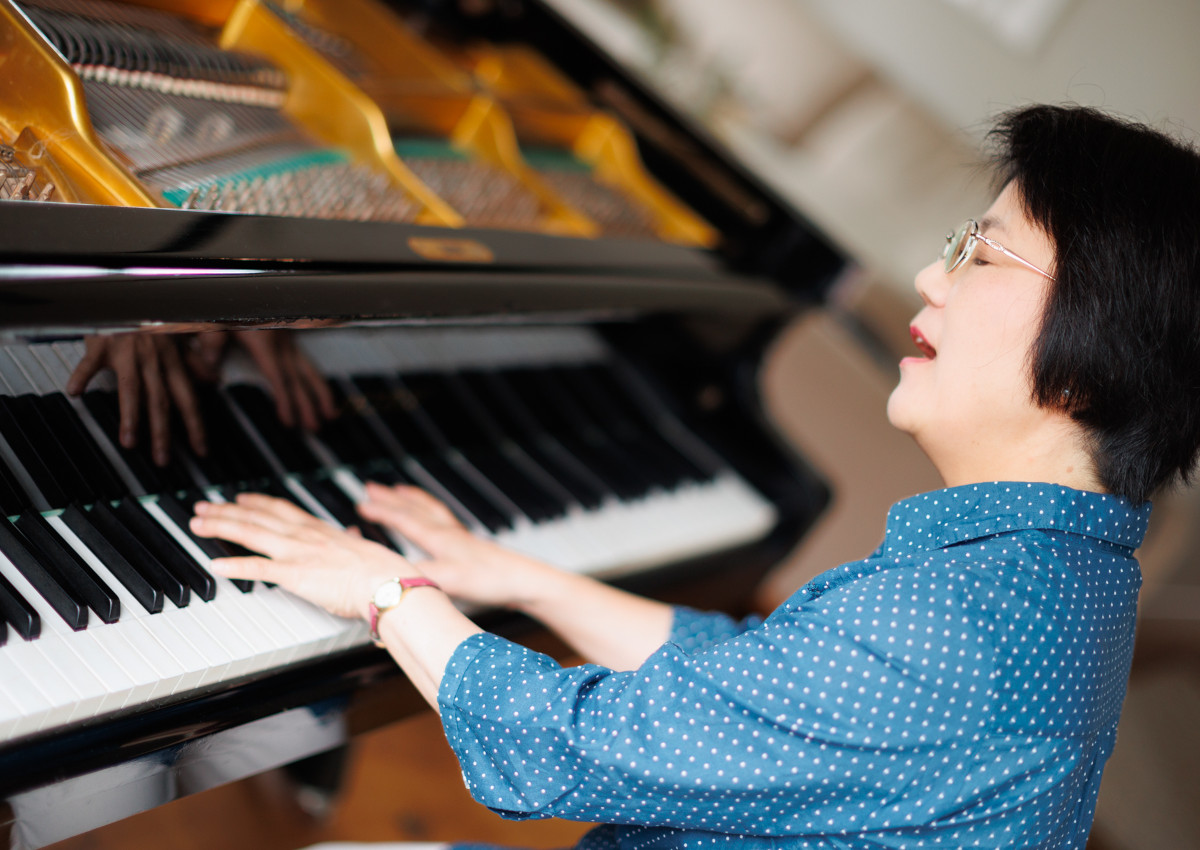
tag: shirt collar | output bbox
[877,481,1151,557]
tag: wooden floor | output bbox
[46,711,591,850]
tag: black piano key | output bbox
[461,370,607,510]
[193,385,275,485]
[352,376,511,531]
[353,376,440,454]
[154,492,226,561]
[82,390,164,494]
[227,384,322,474]
[405,374,566,522]
[0,455,31,517]
[112,498,217,602]
[0,398,68,508]
[318,383,383,466]
[0,519,86,630]
[81,390,198,494]
[7,395,94,504]
[86,501,188,608]
[0,565,39,640]
[581,364,717,480]
[0,616,6,646]
[14,512,120,623]
[415,455,510,532]
[359,464,410,488]
[505,369,649,500]
[448,374,581,517]
[39,392,129,500]
[557,366,694,489]
[154,492,255,593]
[60,504,163,614]
[297,475,395,549]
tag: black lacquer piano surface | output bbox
[0,0,846,846]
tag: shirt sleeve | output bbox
[437,571,999,837]
[666,605,761,653]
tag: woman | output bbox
[190,105,1200,848]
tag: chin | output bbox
[885,383,916,436]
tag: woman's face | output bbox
[886,183,1062,484]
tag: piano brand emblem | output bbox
[407,236,495,264]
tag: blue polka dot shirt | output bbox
[438,482,1148,849]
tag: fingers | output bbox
[359,483,467,555]
[66,336,109,396]
[233,491,332,530]
[108,337,144,452]
[71,334,195,466]
[238,331,296,427]
[185,332,227,382]
[295,353,337,421]
[162,340,207,457]
[191,498,329,558]
[137,337,173,467]
[362,482,463,526]
[191,495,414,620]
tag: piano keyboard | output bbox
[0,326,776,744]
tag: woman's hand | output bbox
[67,334,205,467]
[358,482,556,611]
[190,492,416,621]
[361,483,674,670]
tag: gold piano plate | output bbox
[407,235,495,264]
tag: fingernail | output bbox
[121,429,135,448]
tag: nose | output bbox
[914,259,950,307]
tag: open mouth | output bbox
[910,325,937,359]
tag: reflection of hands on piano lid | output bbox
[231,329,336,431]
[66,328,335,467]
[66,333,206,468]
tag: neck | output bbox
[922,421,1102,494]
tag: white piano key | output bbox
[143,499,317,672]
[200,488,356,660]
[0,651,55,740]
[0,543,139,716]
[0,555,104,727]
[48,515,206,698]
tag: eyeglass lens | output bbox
[943,221,974,273]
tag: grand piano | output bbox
[0,0,846,846]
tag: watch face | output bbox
[374,580,403,609]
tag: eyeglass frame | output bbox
[942,219,1055,280]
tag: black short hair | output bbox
[987,104,1200,503]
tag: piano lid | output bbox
[0,0,845,331]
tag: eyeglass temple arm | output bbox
[976,233,1055,279]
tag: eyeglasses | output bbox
[942,219,1055,280]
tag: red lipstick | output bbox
[910,325,936,359]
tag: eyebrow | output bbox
[978,215,1007,235]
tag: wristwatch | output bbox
[368,576,440,646]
